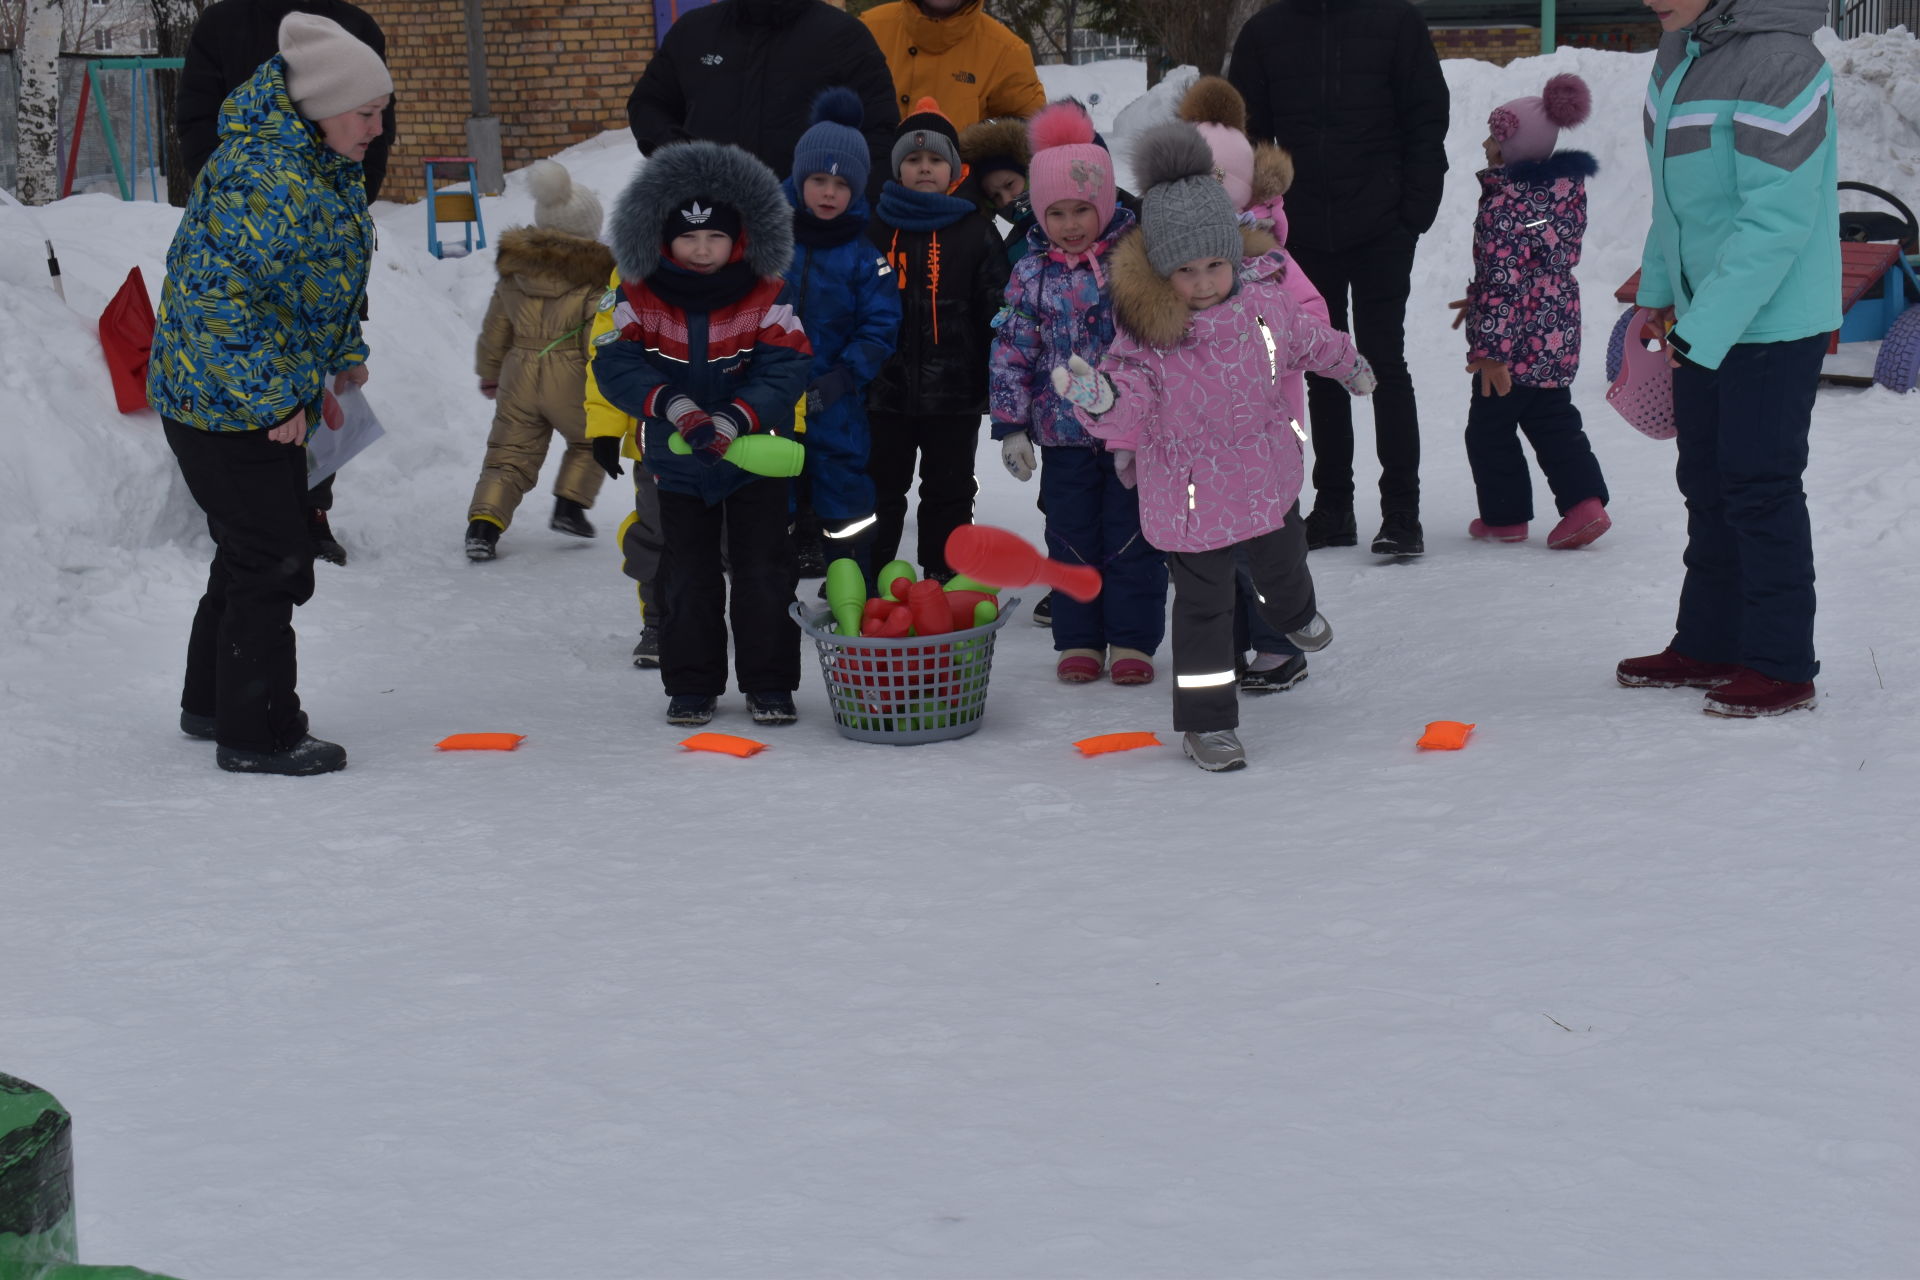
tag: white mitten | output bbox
[1050,355,1115,415]
[1001,430,1036,482]
[1339,353,1377,397]
[1111,449,1137,490]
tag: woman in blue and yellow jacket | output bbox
[1620,0,1838,718]
[147,13,389,775]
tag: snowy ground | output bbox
[3,40,1919,1280]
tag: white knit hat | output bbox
[279,12,391,120]
[527,160,604,240]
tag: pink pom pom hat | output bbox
[1026,100,1117,231]
[1488,72,1592,166]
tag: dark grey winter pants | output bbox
[1168,506,1316,733]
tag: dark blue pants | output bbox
[1671,334,1825,683]
[1463,379,1609,526]
[1039,445,1167,654]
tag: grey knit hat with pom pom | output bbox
[1132,120,1243,276]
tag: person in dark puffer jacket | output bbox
[628,0,898,201]
[865,97,1010,583]
[782,88,903,585]
[1229,0,1449,558]
[590,141,815,728]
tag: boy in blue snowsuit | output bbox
[783,88,902,586]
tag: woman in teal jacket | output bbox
[1617,0,1838,718]
[147,13,389,774]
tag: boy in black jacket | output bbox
[866,97,1011,582]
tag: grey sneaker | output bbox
[1285,611,1333,653]
[1182,729,1247,772]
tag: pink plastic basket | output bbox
[1605,308,1677,440]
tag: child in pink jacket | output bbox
[1055,122,1375,772]
[1182,74,1330,692]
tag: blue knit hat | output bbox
[791,87,869,193]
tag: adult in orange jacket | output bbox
[859,0,1046,133]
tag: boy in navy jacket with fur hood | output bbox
[591,140,813,728]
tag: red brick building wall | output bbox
[355,1,656,202]
[1430,20,1660,65]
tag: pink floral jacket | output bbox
[1078,247,1360,554]
[1463,150,1598,388]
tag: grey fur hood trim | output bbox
[607,141,794,283]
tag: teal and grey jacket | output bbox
[1638,0,1839,369]
[148,55,372,433]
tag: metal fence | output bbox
[0,52,172,198]
[1834,0,1920,37]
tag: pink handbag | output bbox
[1605,308,1677,440]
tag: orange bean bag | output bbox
[436,733,525,751]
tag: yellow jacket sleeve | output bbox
[584,268,640,459]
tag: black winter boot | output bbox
[1371,512,1425,557]
[311,508,347,565]
[465,519,500,561]
[216,734,346,776]
[1304,506,1357,551]
[550,496,595,538]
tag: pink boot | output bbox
[1109,647,1155,685]
[1548,498,1611,549]
[1056,650,1103,683]
[1468,518,1529,543]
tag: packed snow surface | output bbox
[2,38,1917,1280]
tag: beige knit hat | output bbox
[279,12,391,120]
[527,160,604,241]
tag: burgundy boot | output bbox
[1704,668,1817,718]
[1616,647,1740,689]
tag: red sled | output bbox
[99,266,156,414]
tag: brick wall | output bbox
[1430,24,1543,65]
[1429,19,1661,64]
[356,0,656,202]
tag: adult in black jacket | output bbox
[176,0,396,567]
[1229,0,1448,557]
[627,0,899,201]
[178,0,395,202]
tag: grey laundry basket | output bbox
[789,596,1020,744]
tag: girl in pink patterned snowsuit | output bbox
[1056,122,1375,772]
[1454,72,1611,550]
[1181,74,1332,692]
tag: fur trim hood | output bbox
[494,226,616,291]
[607,140,794,283]
[1499,149,1600,184]
[958,115,1032,169]
[1110,234,1293,351]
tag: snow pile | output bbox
[1,40,1917,1280]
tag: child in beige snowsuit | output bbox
[466,160,613,559]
